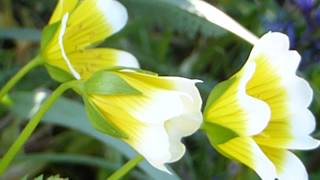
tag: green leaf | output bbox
[83,97,127,138]
[45,64,74,83]
[122,0,226,39]
[203,122,238,146]
[40,22,59,51]
[85,71,141,95]
[20,175,29,180]
[10,91,179,180]
[204,77,236,113]
[34,175,44,180]
[15,153,120,171]
[0,28,41,42]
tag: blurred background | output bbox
[1,0,320,179]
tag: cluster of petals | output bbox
[43,0,319,177]
[42,0,139,80]
[86,69,203,172]
[42,0,203,172]
[204,32,319,180]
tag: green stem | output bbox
[0,81,76,175]
[0,55,44,101]
[107,155,144,180]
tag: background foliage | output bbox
[1,0,320,179]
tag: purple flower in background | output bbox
[267,0,320,67]
[294,0,314,13]
[315,9,320,25]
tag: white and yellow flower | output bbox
[204,32,319,180]
[83,69,202,172]
[41,0,139,80]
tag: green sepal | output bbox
[203,122,240,161]
[203,122,238,146]
[45,64,74,83]
[204,77,236,113]
[85,70,141,95]
[83,97,127,138]
[40,22,60,51]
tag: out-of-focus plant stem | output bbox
[0,81,77,175]
[107,155,144,180]
[0,56,44,101]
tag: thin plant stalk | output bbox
[0,56,44,101]
[107,155,144,180]
[0,81,77,175]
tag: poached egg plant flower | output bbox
[41,0,139,81]
[0,0,202,175]
[203,32,319,180]
[0,0,141,175]
[42,0,202,173]
[79,69,203,172]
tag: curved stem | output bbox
[0,81,76,175]
[0,55,44,101]
[107,155,144,180]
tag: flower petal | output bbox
[164,112,202,162]
[249,32,299,76]
[89,71,202,172]
[245,32,319,150]
[45,0,128,57]
[255,134,320,150]
[132,112,202,172]
[113,71,202,124]
[65,0,128,50]
[91,99,172,172]
[260,146,308,180]
[46,48,139,79]
[89,98,172,171]
[205,62,270,136]
[49,0,79,24]
[216,137,277,180]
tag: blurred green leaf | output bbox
[122,0,226,38]
[0,28,40,42]
[34,174,44,180]
[15,153,119,171]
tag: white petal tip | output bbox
[155,164,172,174]
[307,138,320,149]
[149,161,172,174]
[74,73,81,80]
[277,151,308,180]
[117,51,140,68]
[287,136,320,150]
[193,79,203,84]
[98,0,128,34]
[314,139,320,148]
